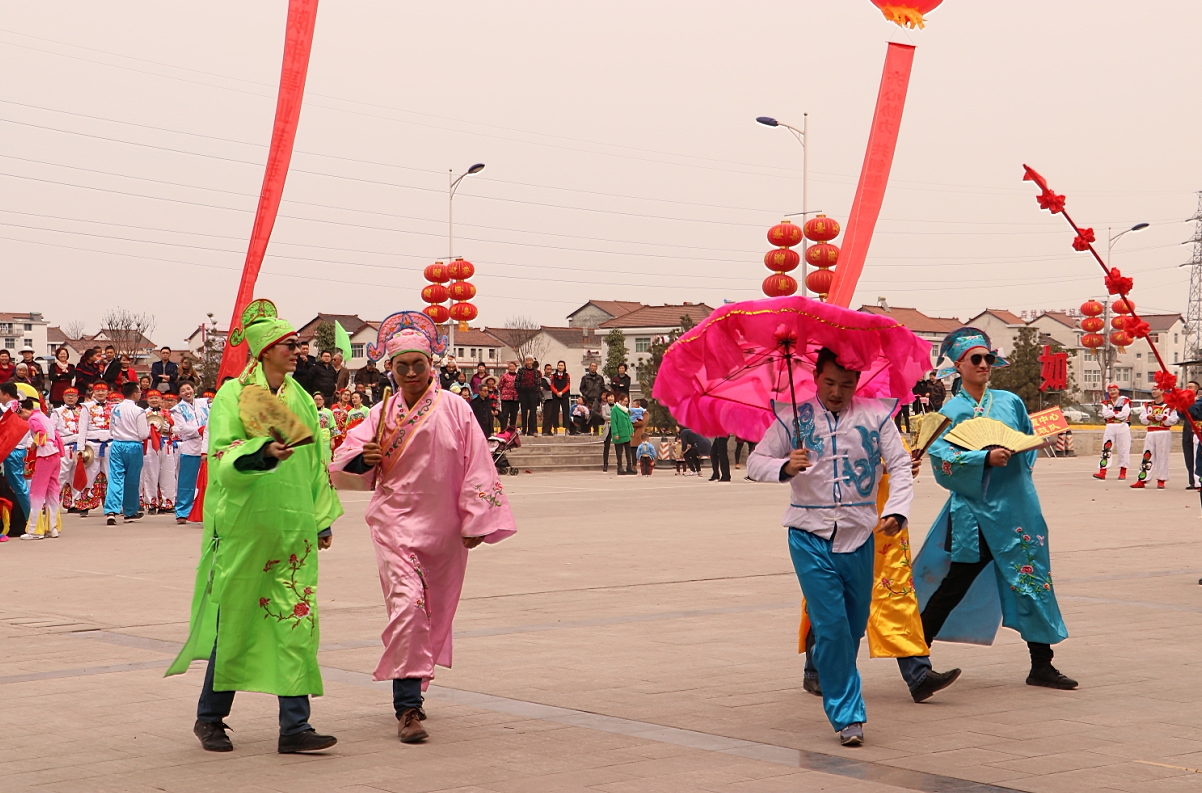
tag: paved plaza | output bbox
[2,454,1202,792]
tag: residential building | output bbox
[294,314,380,369]
[597,303,715,396]
[484,326,604,392]
[566,300,644,329]
[857,305,962,370]
[961,309,1025,357]
[445,328,511,377]
[46,326,95,363]
[0,312,49,359]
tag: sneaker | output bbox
[176,517,188,525]
[1157,481,1166,490]
[802,675,822,697]
[106,515,117,526]
[19,533,43,540]
[48,528,59,538]
[910,668,961,703]
[0,536,8,542]
[1092,470,1106,480]
[1026,665,1078,690]
[397,708,428,743]
[124,512,145,523]
[838,723,864,747]
[79,510,89,518]
[1130,481,1146,489]
[278,729,337,754]
[193,719,233,752]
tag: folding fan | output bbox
[238,385,314,448]
[942,417,1044,453]
[912,412,951,458]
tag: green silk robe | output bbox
[167,368,343,695]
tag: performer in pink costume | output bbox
[23,400,65,539]
[330,313,516,744]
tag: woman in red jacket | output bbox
[547,361,572,435]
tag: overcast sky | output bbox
[2,1,1200,347]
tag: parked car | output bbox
[1060,405,1096,424]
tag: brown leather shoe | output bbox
[398,708,428,743]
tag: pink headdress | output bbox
[366,311,448,362]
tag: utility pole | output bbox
[1184,192,1202,381]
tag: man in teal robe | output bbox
[899,328,1076,692]
[167,299,345,753]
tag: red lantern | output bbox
[868,0,944,29]
[762,273,798,298]
[448,281,477,301]
[803,215,841,243]
[764,248,801,273]
[767,221,803,248]
[1079,316,1104,333]
[1111,316,1130,331]
[421,284,449,304]
[1080,299,1104,317]
[1112,298,1135,315]
[449,301,478,322]
[1110,330,1134,349]
[805,269,835,297]
[805,243,840,269]
[447,258,476,280]
[424,262,449,284]
[423,304,450,323]
[1081,333,1105,350]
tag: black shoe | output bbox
[802,675,822,697]
[1026,665,1078,690]
[708,476,719,481]
[278,729,337,753]
[910,668,961,703]
[124,512,145,523]
[719,477,731,482]
[194,719,233,752]
[106,514,117,526]
[79,509,89,518]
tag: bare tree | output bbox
[501,316,549,363]
[63,320,87,340]
[100,308,157,361]
[196,313,226,391]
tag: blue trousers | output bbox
[197,640,312,736]
[103,440,144,516]
[788,528,874,731]
[3,449,29,534]
[176,454,202,520]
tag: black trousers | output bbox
[1185,426,1196,486]
[615,441,631,472]
[518,392,540,436]
[684,448,702,473]
[895,403,911,433]
[710,436,730,480]
[602,429,612,470]
[543,396,569,433]
[499,400,519,430]
[734,438,756,465]
[921,530,1054,667]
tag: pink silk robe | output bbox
[330,385,516,682]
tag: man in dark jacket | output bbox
[101,345,122,386]
[609,363,631,399]
[579,362,605,434]
[309,350,338,404]
[150,346,179,395]
[439,357,460,391]
[928,374,946,411]
[514,357,542,436]
[293,341,318,393]
[18,347,45,394]
[358,359,383,403]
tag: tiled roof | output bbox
[296,314,371,340]
[1032,311,1078,328]
[0,312,46,323]
[540,326,603,349]
[47,326,68,343]
[971,309,1025,325]
[858,306,962,334]
[568,301,644,320]
[598,304,714,329]
[447,328,507,347]
[1142,313,1183,331]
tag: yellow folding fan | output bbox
[941,416,1044,453]
[239,385,314,448]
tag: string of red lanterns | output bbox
[761,215,843,301]
[423,257,478,330]
[1079,297,1138,356]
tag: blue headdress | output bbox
[935,327,1009,380]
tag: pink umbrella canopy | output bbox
[653,296,932,442]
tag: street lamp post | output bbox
[756,114,809,295]
[447,162,485,352]
[1102,223,1149,388]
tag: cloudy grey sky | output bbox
[2,1,1200,346]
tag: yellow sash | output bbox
[798,472,929,658]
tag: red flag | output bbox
[188,457,208,523]
[72,452,88,492]
[217,0,320,382]
[828,43,916,307]
[0,409,30,462]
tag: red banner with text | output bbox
[217,0,320,382]
[828,42,915,308]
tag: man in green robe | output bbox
[167,299,344,754]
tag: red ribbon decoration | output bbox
[217,0,320,383]
[1071,227,1095,252]
[828,43,916,307]
[1024,164,1201,444]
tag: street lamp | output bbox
[1107,222,1149,265]
[757,114,809,294]
[447,163,485,352]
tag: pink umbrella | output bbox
[653,296,932,443]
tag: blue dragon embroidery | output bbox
[793,403,825,459]
[841,425,880,497]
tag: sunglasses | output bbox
[278,340,301,351]
[968,353,996,367]
[393,360,428,376]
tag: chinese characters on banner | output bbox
[1038,345,1068,392]
[1028,407,1069,439]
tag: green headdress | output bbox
[229,299,296,381]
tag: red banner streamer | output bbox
[828,42,916,308]
[217,0,320,382]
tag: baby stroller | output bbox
[489,427,522,475]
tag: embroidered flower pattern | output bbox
[476,481,505,508]
[1008,527,1052,598]
[213,438,245,461]
[259,539,316,632]
[876,537,916,598]
[410,553,430,619]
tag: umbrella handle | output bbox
[782,343,802,450]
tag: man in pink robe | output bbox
[330,318,516,744]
